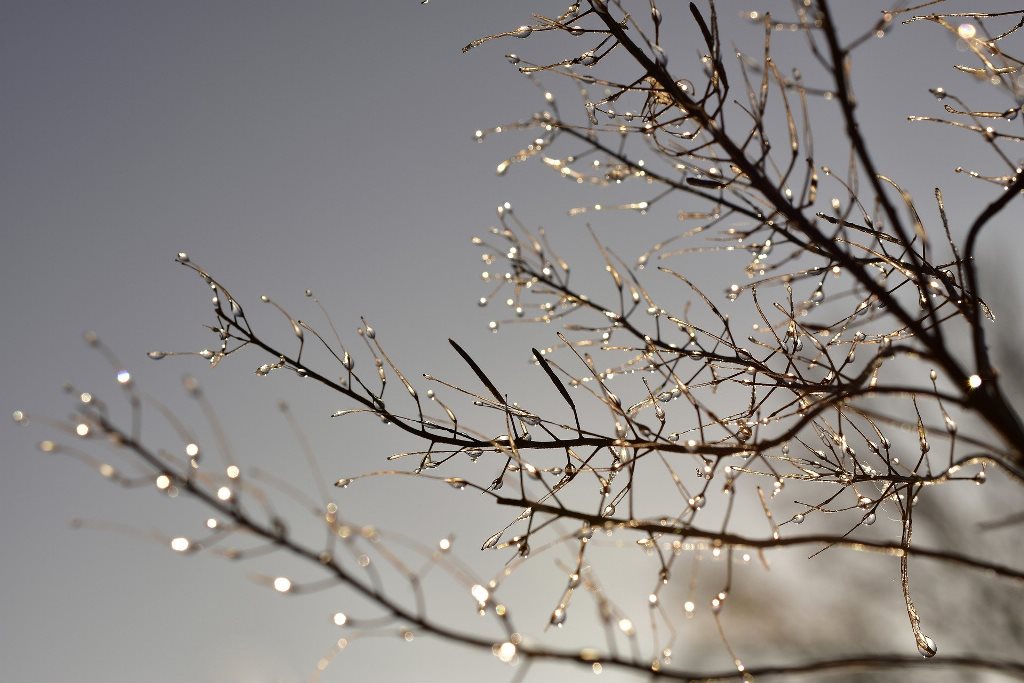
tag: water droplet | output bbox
[496,641,517,662]
[147,351,167,360]
[550,607,567,627]
[652,44,668,67]
[482,531,502,550]
[334,478,352,488]
[917,635,937,658]
[177,252,189,262]
[513,25,532,38]
[471,584,489,603]
[446,478,468,490]
[957,23,976,40]
[602,504,616,516]
[944,415,957,434]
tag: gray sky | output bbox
[3,2,1021,681]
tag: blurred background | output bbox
[3,2,1023,681]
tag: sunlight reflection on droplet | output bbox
[496,641,516,662]
[273,577,292,593]
[957,23,976,40]
[471,584,490,603]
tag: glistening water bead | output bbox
[917,635,937,658]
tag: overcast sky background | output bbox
[3,2,1022,682]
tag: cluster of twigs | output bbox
[20,1,1024,680]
